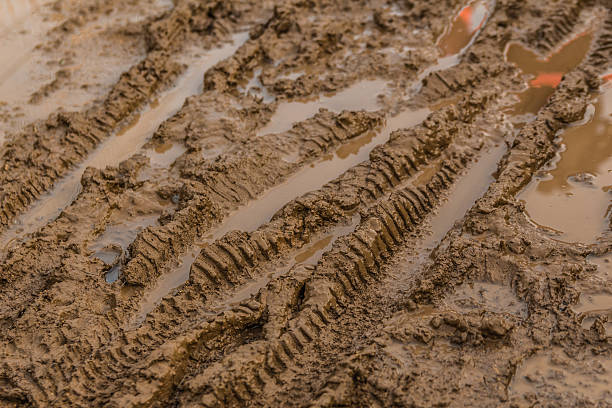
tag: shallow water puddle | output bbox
[411,0,493,92]
[146,142,188,169]
[424,142,506,254]
[519,82,612,243]
[0,33,249,250]
[257,79,389,136]
[505,31,594,122]
[510,349,612,402]
[90,214,160,282]
[0,0,55,84]
[209,107,431,240]
[136,108,431,317]
[437,0,491,58]
[239,68,275,103]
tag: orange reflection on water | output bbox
[505,31,594,117]
[437,0,490,57]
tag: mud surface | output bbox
[0,0,611,407]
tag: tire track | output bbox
[0,0,245,234]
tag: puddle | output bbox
[510,350,612,403]
[257,79,390,136]
[146,142,188,168]
[589,254,612,281]
[445,281,527,317]
[424,142,507,254]
[239,68,275,103]
[411,0,493,93]
[136,215,360,325]
[437,0,491,58]
[0,33,249,250]
[505,30,594,122]
[209,107,431,240]
[573,293,612,314]
[135,249,198,322]
[90,214,160,283]
[518,82,612,243]
[0,0,55,86]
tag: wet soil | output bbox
[0,0,611,407]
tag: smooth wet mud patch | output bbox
[257,79,390,136]
[444,281,527,317]
[510,349,612,404]
[519,82,612,244]
[505,30,594,122]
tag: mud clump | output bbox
[0,0,611,407]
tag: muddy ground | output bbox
[0,0,611,406]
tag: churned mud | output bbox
[0,0,611,407]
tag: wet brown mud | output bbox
[1,0,612,407]
[0,33,248,250]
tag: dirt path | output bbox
[0,0,611,407]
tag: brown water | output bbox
[209,107,431,240]
[257,79,390,136]
[136,216,360,324]
[410,0,492,94]
[505,31,594,122]
[437,0,491,58]
[90,214,160,282]
[445,281,527,317]
[519,82,612,243]
[510,349,612,402]
[0,33,250,251]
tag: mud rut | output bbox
[0,0,611,407]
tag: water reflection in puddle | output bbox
[411,0,493,93]
[510,349,612,403]
[90,214,160,283]
[210,107,431,240]
[257,79,389,136]
[0,32,249,250]
[519,81,611,243]
[505,31,594,123]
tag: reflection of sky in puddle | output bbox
[257,79,389,136]
[519,82,611,244]
[410,0,492,94]
[437,0,490,58]
[505,31,594,121]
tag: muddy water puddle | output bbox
[136,216,360,324]
[510,349,612,403]
[0,33,249,251]
[135,108,434,320]
[519,82,612,244]
[423,142,506,254]
[505,30,594,122]
[411,0,492,93]
[209,107,431,240]
[90,214,160,283]
[257,79,390,136]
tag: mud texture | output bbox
[0,0,611,407]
